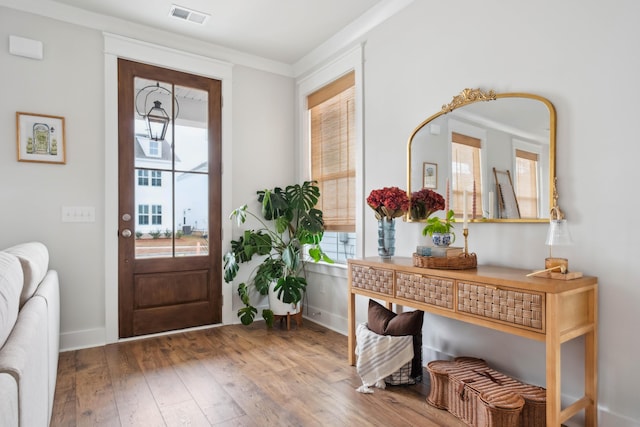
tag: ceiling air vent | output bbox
[169,5,209,25]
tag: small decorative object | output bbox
[410,188,445,220]
[367,186,410,259]
[527,178,582,280]
[422,209,456,247]
[416,245,431,256]
[422,162,437,189]
[16,112,66,164]
[377,218,396,258]
[415,199,477,269]
[431,232,455,247]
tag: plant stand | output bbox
[273,310,303,330]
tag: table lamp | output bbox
[545,178,572,272]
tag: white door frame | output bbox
[103,33,234,343]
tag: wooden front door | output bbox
[117,59,222,338]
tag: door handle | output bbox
[121,229,132,238]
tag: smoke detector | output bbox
[169,4,210,25]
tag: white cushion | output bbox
[3,242,49,307]
[0,252,23,348]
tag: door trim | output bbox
[104,33,234,344]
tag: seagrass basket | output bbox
[426,357,547,427]
[413,252,477,270]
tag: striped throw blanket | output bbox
[355,323,414,393]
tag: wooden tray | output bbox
[413,252,477,270]
[529,270,583,280]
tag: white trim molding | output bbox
[103,33,234,344]
[296,43,365,260]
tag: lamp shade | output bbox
[545,219,573,246]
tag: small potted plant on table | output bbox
[422,209,456,247]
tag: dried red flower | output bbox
[410,188,445,220]
[367,186,411,220]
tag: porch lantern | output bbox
[146,101,170,141]
[135,81,179,141]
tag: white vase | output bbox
[268,281,301,315]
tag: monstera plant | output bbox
[223,181,332,326]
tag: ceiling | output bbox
[50,0,384,64]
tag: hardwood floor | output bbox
[52,320,466,426]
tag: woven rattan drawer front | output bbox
[396,272,454,309]
[350,264,394,296]
[458,282,544,331]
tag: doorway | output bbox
[117,59,222,338]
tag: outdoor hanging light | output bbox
[135,82,179,141]
[146,101,170,141]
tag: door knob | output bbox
[121,229,132,238]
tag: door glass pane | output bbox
[176,173,209,256]
[134,169,174,258]
[133,78,209,258]
[174,85,208,173]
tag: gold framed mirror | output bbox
[407,88,556,223]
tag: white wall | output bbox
[0,6,296,344]
[2,1,640,425]
[1,8,107,340]
[306,1,640,425]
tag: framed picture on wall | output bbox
[16,112,66,164]
[423,162,437,189]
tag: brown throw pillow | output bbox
[367,299,424,380]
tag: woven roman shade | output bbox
[515,149,539,217]
[451,132,482,217]
[308,71,355,232]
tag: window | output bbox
[451,132,482,217]
[149,140,160,157]
[151,204,162,225]
[137,169,149,186]
[151,170,162,187]
[308,72,356,263]
[515,149,539,218]
[298,45,362,263]
[138,204,149,225]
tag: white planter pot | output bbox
[268,281,301,315]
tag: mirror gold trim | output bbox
[406,88,556,223]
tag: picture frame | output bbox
[16,112,66,164]
[423,162,437,189]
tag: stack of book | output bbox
[429,246,463,258]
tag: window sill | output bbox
[304,261,348,278]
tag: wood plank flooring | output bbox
[52,320,466,426]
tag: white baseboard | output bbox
[60,327,106,351]
[303,304,347,335]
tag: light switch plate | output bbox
[62,206,96,223]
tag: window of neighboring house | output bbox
[138,169,149,186]
[451,132,482,217]
[151,170,162,187]
[308,71,356,263]
[151,204,162,225]
[138,204,149,225]
[149,140,160,157]
[515,149,539,218]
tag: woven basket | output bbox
[413,252,477,270]
[426,357,546,427]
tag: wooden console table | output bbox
[347,257,598,427]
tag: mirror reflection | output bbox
[407,89,556,223]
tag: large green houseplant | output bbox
[223,181,332,326]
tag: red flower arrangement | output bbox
[367,186,410,220]
[410,188,445,220]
